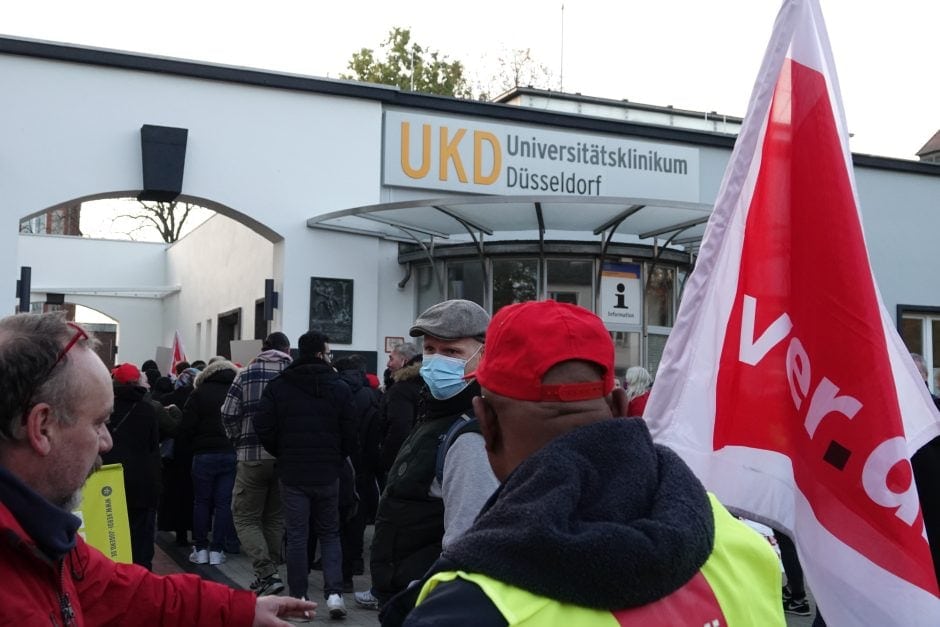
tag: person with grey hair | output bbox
[624,366,653,417]
[387,343,421,377]
[0,313,316,625]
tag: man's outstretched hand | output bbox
[253,595,318,626]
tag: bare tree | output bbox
[116,200,195,243]
[474,48,555,101]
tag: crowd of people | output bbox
[13,297,939,624]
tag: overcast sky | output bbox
[2,0,937,160]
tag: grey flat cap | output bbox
[410,299,490,340]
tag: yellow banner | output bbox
[73,463,132,563]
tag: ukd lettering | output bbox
[400,122,500,185]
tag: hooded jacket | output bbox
[253,357,357,487]
[178,361,239,455]
[0,465,255,626]
[396,418,783,626]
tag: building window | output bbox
[415,263,442,317]
[899,307,940,393]
[546,259,594,311]
[446,260,485,308]
[646,266,676,327]
[610,331,641,381]
[492,258,539,313]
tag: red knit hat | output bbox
[111,363,141,385]
[471,300,615,401]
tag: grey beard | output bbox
[61,489,84,513]
[61,455,103,512]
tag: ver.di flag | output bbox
[644,0,940,623]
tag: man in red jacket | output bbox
[0,312,316,626]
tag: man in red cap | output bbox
[390,300,783,626]
[104,361,162,570]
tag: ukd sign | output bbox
[382,111,700,202]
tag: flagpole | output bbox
[559,3,565,92]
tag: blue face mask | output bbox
[420,346,482,400]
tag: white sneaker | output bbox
[326,593,347,619]
[209,550,226,565]
[354,589,379,610]
[189,548,209,564]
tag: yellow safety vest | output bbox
[416,494,784,626]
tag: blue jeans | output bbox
[281,480,343,598]
[191,451,237,552]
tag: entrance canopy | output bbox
[307,195,712,252]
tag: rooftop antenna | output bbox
[559,3,565,91]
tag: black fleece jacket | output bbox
[389,418,715,626]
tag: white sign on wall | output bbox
[600,262,642,325]
[383,111,700,202]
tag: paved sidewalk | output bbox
[153,530,380,625]
[153,528,815,626]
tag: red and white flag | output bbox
[645,0,940,623]
[170,330,187,376]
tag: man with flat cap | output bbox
[357,300,499,610]
[393,300,784,626]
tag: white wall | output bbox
[166,214,274,360]
[17,234,167,363]
[855,167,940,319]
[0,53,384,345]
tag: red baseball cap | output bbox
[111,362,141,385]
[471,300,615,402]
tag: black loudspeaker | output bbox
[264,279,279,322]
[138,125,188,202]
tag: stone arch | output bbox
[17,191,284,366]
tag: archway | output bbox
[17,191,284,366]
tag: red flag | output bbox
[645,0,940,623]
[170,330,187,376]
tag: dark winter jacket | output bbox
[178,361,238,456]
[102,384,161,509]
[379,359,424,473]
[158,383,194,413]
[913,433,940,589]
[371,381,478,603]
[337,367,383,476]
[254,357,357,487]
